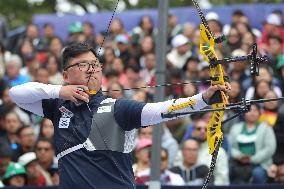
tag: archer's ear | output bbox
[63,71,69,83]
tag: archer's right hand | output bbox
[59,85,89,103]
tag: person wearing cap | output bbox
[205,12,223,36]
[115,34,131,66]
[18,152,52,186]
[259,13,284,51]
[132,138,152,177]
[167,34,192,69]
[2,162,27,187]
[67,21,85,45]
[9,42,230,189]
[135,148,185,186]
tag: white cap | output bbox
[18,152,37,166]
[232,49,246,57]
[205,12,219,21]
[266,14,281,26]
[171,34,190,48]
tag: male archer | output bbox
[9,42,230,189]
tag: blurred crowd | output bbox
[0,8,284,187]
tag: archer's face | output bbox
[63,51,102,91]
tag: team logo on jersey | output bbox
[58,106,74,128]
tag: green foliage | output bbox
[0,0,282,29]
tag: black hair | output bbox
[43,22,54,29]
[232,10,244,16]
[268,35,283,44]
[125,64,140,73]
[83,21,94,28]
[104,69,119,78]
[62,42,98,69]
[16,125,31,137]
[0,141,12,158]
[35,137,55,150]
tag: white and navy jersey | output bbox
[9,82,208,189]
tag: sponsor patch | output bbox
[97,106,112,113]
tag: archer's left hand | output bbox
[202,82,231,104]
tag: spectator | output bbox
[115,34,131,66]
[258,91,279,127]
[38,118,54,140]
[124,65,141,98]
[167,34,192,69]
[140,53,156,85]
[170,139,210,185]
[167,13,183,44]
[267,35,283,71]
[83,21,96,48]
[106,81,125,99]
[2,87,30,125]
[40,23,55,51]
[111,57,127,85]
[205,12,223,36]
[2,162,27,187]
[45,55,64,85]
[18,152,52,186]
[132,138,152,176]
[110,18,126,40]
[35,67,49,84]
[132,90,150,103]
[16,126,36,160]
[48,36,64,60]
[192,118,229,185]
[138,36,155,68]
[137,126,178,167]
[20,52,39,81]
[132,15,155,44]
[35,138,57,172]
[1,111,22,161]
[136,148,184,186]
[0,141,12,178]
[3,54,30,87]
[226,26,242,55]
[229,104,276,184]
[259,13,284,51]
[103,47,116,70]
[183,56,199,80]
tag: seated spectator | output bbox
[167,34,192,69]
[111,57,128,86]
[132,15,155,44]
[170,139,210,185]
[35,138,57,173]
[38,118,54,140]
[258,91,279,127]
[135,148,184,186]
[0,141,12,179]
[267,164,284,183]
[18,152,52,186]
[176,118,229,185]
[229,104,276,184]
[3,54,30,87]
[16,126,36,159]
[45,55,64,85]
[35,67,49,84]
[115,34,131,66]
[132,138,152,176]
[2,162,27,187]
[105,81,125,99]
[1,111,23,161]
[1,86,30,125]
[138,36,155,68]
[20,52,39,81]
[140,53,156,85]
[183,56,200,81]
[48,36,64,60]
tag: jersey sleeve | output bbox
[113,99,146,131]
